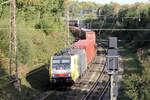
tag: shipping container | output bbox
[86,31,96,44]
[71,40,95,64]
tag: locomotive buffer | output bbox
[107,37,118,100]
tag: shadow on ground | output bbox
[43,80,109,100]
[26,64,51,91]
[25,64,109,100]
[0,60,41,100]
[0,61,8,85]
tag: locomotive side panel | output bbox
[49,57,53,81]
[71,50,87,77]
[70,55,79,82]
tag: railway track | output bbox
[81,64,107,100]
[39,46,109,100]
[98,79,110,100]
[81,45,110,100]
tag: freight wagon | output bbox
[49,29,96,86]
[69,27,96,41]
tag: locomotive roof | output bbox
[54,48,85,56]
[52,56,71,59]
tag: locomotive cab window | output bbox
[62,60,70,64]
[52,60,61,64]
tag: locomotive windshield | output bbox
[52,59,70,65]
[52,58,71,70]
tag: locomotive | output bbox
[49,22,96,86]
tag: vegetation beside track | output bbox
[0,0,102,99]
[0,0,150,100]
[82,2,150,99]
[118,43,150,100]
[0,0,75,99]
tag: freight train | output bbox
[49,22,96,86]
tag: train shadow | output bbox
[26,64,73,92]
[26,64,51,91]
[44,81,109,100]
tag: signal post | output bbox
[107,37,118,100]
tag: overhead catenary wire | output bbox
[0,28,150,31]
[0,14,147,27]
[91,29,150,31]
[1,16,147,19]
[99,40,150,42]
[64,16,147,19]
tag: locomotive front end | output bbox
[50,56,73,85]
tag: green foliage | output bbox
[118,45,150,100]
[125,70,150,100]
[86,3,150,48]
[69,1,102,18]
[78,2,150,100]
[0,1,150,99]
[0,0,67,68]
[101,4,114,16]
[0,19,9,56]
[35,18,55,35]
[125,74,143,100]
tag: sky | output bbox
[77,0,149,5]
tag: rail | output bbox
[81,42,107,100]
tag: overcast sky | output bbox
[77,0,149,5]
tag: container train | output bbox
[49,21,96,86]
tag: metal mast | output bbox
[10,0,21,91]
[9,0,13,78]
[65,0,70,46]
[107,37,119,100]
